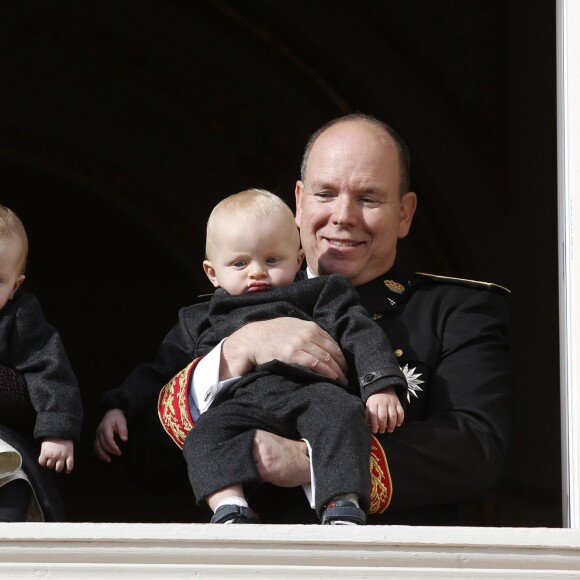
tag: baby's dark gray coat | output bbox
[0,292,82,441]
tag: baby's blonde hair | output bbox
[0,205,28,273]
[206,189,300,260]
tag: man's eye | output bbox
[314,192,334,200]
[360,196,380,205]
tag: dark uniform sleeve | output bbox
[99,303,211,491]
[100,303,208,425]
[377,286,513,517]
[10,294,83,441]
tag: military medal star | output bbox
[401,364,424,403]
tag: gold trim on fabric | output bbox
[369,434,392,514]
[158,359,198,449]
[414,272,511,294]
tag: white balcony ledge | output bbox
[0,523,578,579]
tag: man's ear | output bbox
[295,180,304,229]
[10,274,25,299]
[398,192,417,239]
[202,261,220,288]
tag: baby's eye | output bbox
[232,261,246,269]
[265,257,281,265]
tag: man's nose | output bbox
[332,196,358,227]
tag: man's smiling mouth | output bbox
[325,238,361,248]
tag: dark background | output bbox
[0,1,559,526]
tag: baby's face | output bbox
[204,215,303,296]
[0,237,25,311]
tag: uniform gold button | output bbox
[394,349,403,358]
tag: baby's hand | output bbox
[94,408,128,463]
[39,438,74,474]
[365,387,405,434]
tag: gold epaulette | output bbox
[413,272,511,295]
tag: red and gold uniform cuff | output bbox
[369,434,392,513]
[158,359,198,449]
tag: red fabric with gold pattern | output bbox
[158,359,199,449]
[369,434,392,513]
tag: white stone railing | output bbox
[0,523,579,578]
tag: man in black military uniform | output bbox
[95,113,512,525]
[202,113,513,524]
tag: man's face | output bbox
[295,120,416,286]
